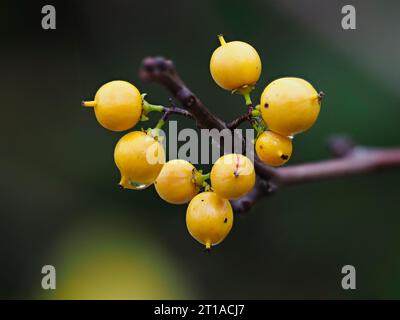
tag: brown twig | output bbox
[227,107,253,129]
[161,99,193,122]
[233,137,400,212]
[140,56,226,130]
[139,56,400,213]
[275,146,400,186]
[230,177,276,213]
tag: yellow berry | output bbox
[210,154,255,200]
[154,159,200,204]
[256,131,293,166]
[210,35,261,91]
[83,80,142,132]
[114,131,165,189]
[186,192,233,250]
[260,77,321,136]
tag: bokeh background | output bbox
[1,0,399,299]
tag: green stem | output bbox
[155,119,166,129]
[234,85,255,106]
[242,92,252,106]
[251,121,259,132]
[141,95,165,122]
[193,171,211,189]
[142,100,164,114]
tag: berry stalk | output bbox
[192,171,211,190]
[82,100,97,107]
[218,34,227,46]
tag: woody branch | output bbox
[139,57,400,213]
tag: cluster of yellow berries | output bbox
[83,35,322,250]
[211,35,322,167]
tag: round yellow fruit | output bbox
[256,131,293,166]
[260,77,321,136]
[83,80,142,132]
[155,159,200,204]
[210,153,256,200]
[186,192,233,250]
[210,35,262,91]
[114,131,165,189]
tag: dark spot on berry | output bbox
[281,154,289,160]
[260,145,263,149]
[201,199,204,202]
[318,91,325,102]
[224,218,228,223]
[264,103,269,109]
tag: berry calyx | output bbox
[114,131,165,190]
[234,84,254,106]
[155,159,200,204]
[256,131,293,166]
[210,154,256,200]
[210,35,262,91]
[260,77,322,136]
[83,80,142,132]
[186,191,233,250]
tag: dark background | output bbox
[0,0,399,299]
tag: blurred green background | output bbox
[0,0,399,299]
